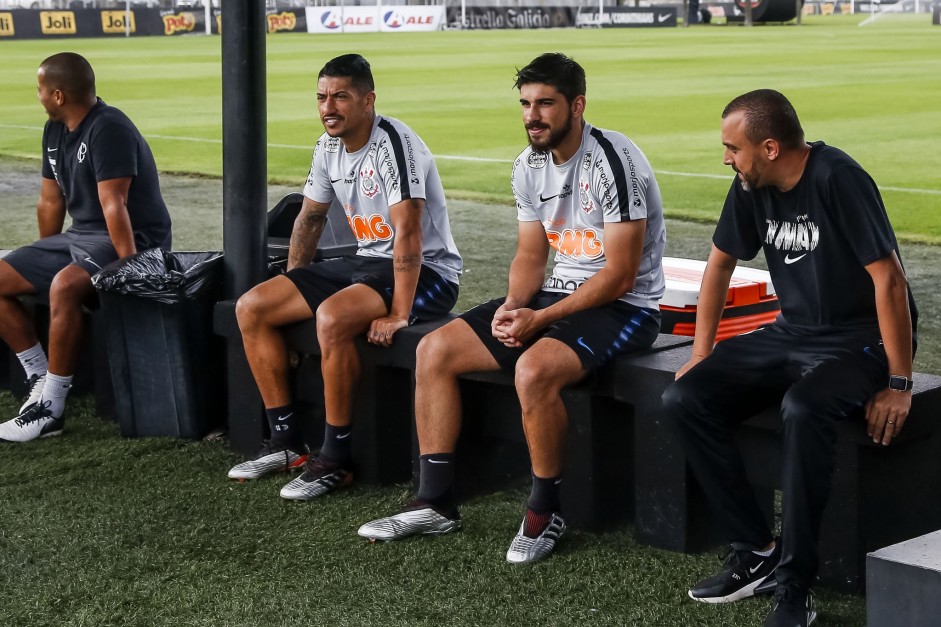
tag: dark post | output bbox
[220,2,268,456]
[221,0,267,299]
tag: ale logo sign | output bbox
[40,11,77,35]
[102,10,136,34]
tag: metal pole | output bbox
[221,0,267,299]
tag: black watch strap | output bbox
[889,375,914,392]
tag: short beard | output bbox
[527,116,573,152]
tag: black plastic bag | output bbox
[92,248,223,305]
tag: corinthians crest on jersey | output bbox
[360,166,381,198]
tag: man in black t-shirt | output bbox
[662,90,916,627]
[0,52,172,443]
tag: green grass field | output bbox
[0,14,940,239]
[1,15,939,626]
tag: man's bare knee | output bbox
[235,290,261,333]
[416,328,461,378]
[48,267,92,308]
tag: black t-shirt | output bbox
[713,141,917,340]
[41,99,171,247]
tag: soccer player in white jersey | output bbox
[227,54,462,499]
[359,53,666,563]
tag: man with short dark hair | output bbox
[358,52,665,563]
[0,52,172,442]
[662,89,917,627]
[227,54,462,500]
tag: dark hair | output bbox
[514,53,586,104]
[39,52,96,100]
[318,54,375,94]
[722,89,805,150]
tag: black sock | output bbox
[527,473,562,515]
[319,422,352,465]
[266,405,301,450]
[416,453,456,511]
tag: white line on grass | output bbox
[3,124,939,196]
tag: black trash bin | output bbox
[92,249,224,439]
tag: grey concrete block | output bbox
[867,530,941,627]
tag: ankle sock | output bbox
[266,405,302,450]
[17,344,47,380]
[416,453,456,510]
[40,373,72,418]
[319,422,352,465]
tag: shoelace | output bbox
[15,400,53,427]
[25,374,45,398]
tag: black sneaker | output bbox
[688,541,781,603]
[764,584,816,627]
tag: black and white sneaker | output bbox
[0,400,63,443]
[358,500,462,542]
[280,455,352,500]
[19,373,46,414]
[506,512,566,564]
[227,440,308,480]
[764,584,816,627]
[688,541,781,603]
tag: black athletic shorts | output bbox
[3,229,154,294]
[459,290,661,372]
[284,255,459,322]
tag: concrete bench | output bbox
[213,299,695,531]
[449,333,693,532]
[867,530,941,626]
[611,342,941,592]
[212,301,449,484]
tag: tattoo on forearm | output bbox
[288,213,327,268]
[394,254,422,273]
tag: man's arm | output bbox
[490,220,550,346]
[864,251,913,446]
[287,196,331,271]
[368,198,424,347]
[495,219,645,346]
[505,220,552,309]
[37,177,66,239]
[98,177,137,258]
[675,244,737,379]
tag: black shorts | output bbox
[459,290,661,372]
[284,255,459,322]
[4,230,125,293]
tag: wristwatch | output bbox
[888,375,914,392]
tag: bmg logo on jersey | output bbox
[348,214,393,243]
[360,167,381,198]
[546,228,604,259]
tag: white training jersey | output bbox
[511,122,666,310]
[303,114,462,285]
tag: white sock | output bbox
[754,544,776,557]
[16,343,48,380]
[41,373,73,418]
